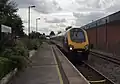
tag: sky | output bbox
[14,0,120,35]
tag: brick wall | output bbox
[87,20,120,55]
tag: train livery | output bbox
[50,27,90,61]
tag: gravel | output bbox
[87,54,120,84]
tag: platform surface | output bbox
[53,45,89,84]
[9,42,89,84]
[9,43,61,84]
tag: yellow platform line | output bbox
[56,45,90,84]
[89,79,106,83]
[51,46,63,84]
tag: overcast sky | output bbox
[14,0,120,35]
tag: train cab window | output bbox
[70,28,85,42]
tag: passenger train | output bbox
[50,27,90,61]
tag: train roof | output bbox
[50,27,86,38]
[66,27,85,32]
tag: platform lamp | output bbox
[36,18,40,32]
[28,5,35,36]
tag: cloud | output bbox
[14,0,62,14]
[45,18,66,23]
[14,0,36,8]
[105,0,120,14]
[38,27,50,32]
[73,0,120,26]
[15,0,120,34]
[49,25,57,28]
[22,20,28,23]
[75,0,115,10]
[73,12,90,18]
[73,12,106,26]
[35,0,62,14]
[58,23,66,27]
[15,0,120,14]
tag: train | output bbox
[50,27,91,61]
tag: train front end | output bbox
[67,28,89,60]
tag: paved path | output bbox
[9,43,61,84]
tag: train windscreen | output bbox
[70,28,85,43]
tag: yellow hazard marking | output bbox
[51,46,63,84]
[89,79,106,83]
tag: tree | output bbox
[0,0,25,37]
[8,14,25,37]
[57,31,61,34]
[50,31,55,36]
[29,31,42,39]
[43,33,45,36]
[0,0,18,24]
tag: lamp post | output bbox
[28,5,35,35]
[36,18,40,32]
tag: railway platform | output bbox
[8,42,89,84]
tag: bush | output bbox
[0,57,15,79]
[0,37,43,78]
[30,39,42,50]
[1,39,29,70]
[20,38,42,50]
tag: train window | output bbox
[70,29,85,43]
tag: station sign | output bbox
[1,25,11,33]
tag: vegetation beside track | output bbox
[0,0,46,80]
[0,34,45,80]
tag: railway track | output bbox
[76,61,115,84]
[55,45,115,84]
[90,51,120,65]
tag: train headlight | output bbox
[70,47,73,50]
[85,45,89,50]
[69,45,74,51]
